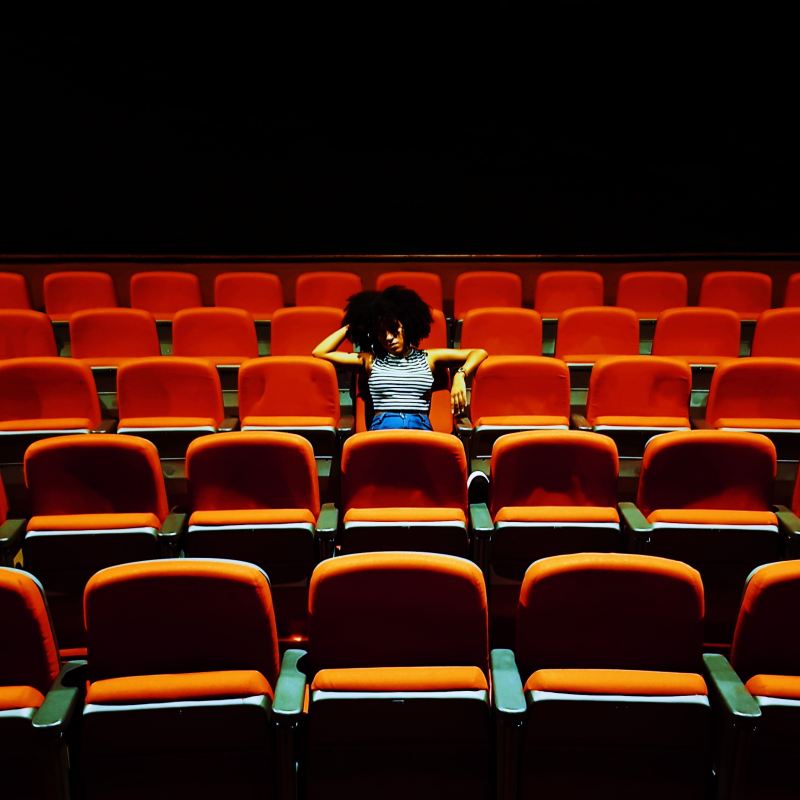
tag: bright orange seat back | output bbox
[213,272,283,318]
[652,307,741,357]
[535,270,603,317]
[555,307,639,359]
[172,307,258,359]
[270,307,351,356]
[44,271,117,318]
[70,308,160,359]
[0,310,57,358]
[295,271,362,308]
[616,271,688,317]
[375,271,443,310]
[130,271,202,318]
[700,271,772,318]
[0,272,31,309]
[461,308,543,355]
[784,273,800,307]
[454,271,522,319]
[751,308,800,357]
[418,308,448,349]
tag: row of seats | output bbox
[3,552,799,799]
[3,268,800,320]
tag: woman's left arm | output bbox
[427,348,488,415]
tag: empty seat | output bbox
[0,310,57,359]
[0,472,25,565]
[554,307,639,363]
[460,308,543,355]
[624,430,780,645]
[751,308,800,357]
[338,431,469,556]
[616,271,688,318]
[70,308,161,366]
[304,552,491,800]
[0,272,31,309]
[23,434,172,651]
[270,307,351,356]
[130,271,203,320]
[213,271,284,318]
[535,270,604,318]
[81,559,290,799]
[43,271,117,321]
[784,273,800,307]
[699,271,773,320]
[375,271,443,310]
[454,271,522,319]
[172,307,259,365]
[418,307,448,349]
[295,271,362,308]
[651,307,741,366]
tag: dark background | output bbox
[2,24,797,255]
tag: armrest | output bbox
[570,413,591,430]
[33,660,88,731]
[457,419,474,433]
[273,649,307,717]
[618,501,652,552]
[159,512,187,539]
[0,518,25,565]
[94,419,116,433]
[776,507,800,535]
[218,417,239,432]
[470,502,494,541]
[691,417,712,430]
[490,649,526,716]
[316,503,338,539]
[703,653,760,720]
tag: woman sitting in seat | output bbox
[313,286,487,431]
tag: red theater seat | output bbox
[651,307,741,366]
[616,271,688,318]
[554,307,639,363]
[70,308,160,366]
[130,271,203,321]
[0,310,58,358]
[699,271,773,320]
[0,272,32,309]
[295,271,362,308]
[270,307,350,356]
[460,308,543,355]
[751,308,800,358]
[43,271,117,321]
[535,270,603,318]
[454,271,522,319]
[172,307,259,366]
[213,272,284,319]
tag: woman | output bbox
[312,286,487,430]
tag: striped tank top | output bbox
[368,348,434,413]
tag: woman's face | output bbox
[378,320,406,355]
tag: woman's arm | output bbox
[427,348,488,414]
[312,325,366,367]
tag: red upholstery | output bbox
[295,271,362,308]
[615,271,688,318]
[460,308,543,355]
[270,306,351,356]
[172,307,258,362]
[785,273,800,307]
[554,307,639,362]
[312,666,488,692]
[535,270,603,318]
[70,308,160,361]
[213,272,283,318]
[375,271,443,310]
[417,308,448,349]
[454,271,522,319]
[0,272,31,309]
[43,271,117,321]
[700,271,773,319]
[652,307,741,362]
[129,271,202,320]
[0,310,57,358]
[751,308,800,357]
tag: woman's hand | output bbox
[451,370,467,416]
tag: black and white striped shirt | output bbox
[368,348,434,412]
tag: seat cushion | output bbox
[525,668,707,696]
[745,674,800,700]
[188,508,316,527]
[713,418,800,431]
[118,416,217,430]
[343,507,467,524]
[312,666,488,693]
[474,416,569,428]
[242,416,337,428]
[594,416,690,429]
[27,513,162,532]
[0,418,92,431]
[0,685,46,711]
[495,506,619,524]
[647,509,778,527]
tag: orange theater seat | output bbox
[784,273,800,307]
[295,271,362,308]
[270,307,351,356]
[0,472,25,565]
[213,271,284,318]
[304,552,491,800]
[535,270,603,318]
[172,307,259,366]
[454,271,522,319]
[651,307,741,366]
[339,431,469,556]
[460,308,543,355]
[615,271,688,318]
[554,306,639,363]
[418,308,448,349]
[700,271,773,320]
[0,310,58,358]
[43,271,117,321]
[751,308,800,357]
[130,271,202,320]
[0,272,32,309]
[69,308,160,366]
[375,271,443,310]
[81,559,293,799]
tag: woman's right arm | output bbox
[312,325,365,367]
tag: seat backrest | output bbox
[516,553,704,679]
[469,356,570,421]
[172,307,258,359]
[187,431,320,517]
[418,308,448,349]
[0,310,58,358]
[0,272,31,309]
[751,308,800,357]
[340,431,467,512]
[375,271,443,310]
[116,357,224,425]
[651,307,741,357]
[706,358,800,425]
[270,307,351,356]
[44,271,117,317]
[130,271,203,317]
[460,308,543,355]
[238,356,340,422]
[615,271,688,316]
[585,356,692,424]
[454,271,522,319]
[85,559,280,688]
[213,272,284,317]
[490,431,618,517]
[535,270,604,317]
[24,433,168,521]
[0,357,101,426]
[636,431,776,517]
[308,552,488,674]
[785,273,800,307]
[731,561,800,683]
[70,308,160,358]
[700,271,773,317]
[0,474,7,524]
[0,568,60,694]
[554,307,639,358]
[295,271,362,308]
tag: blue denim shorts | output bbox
[370,412,433,431]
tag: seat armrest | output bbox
[692,417,712,430]
[703,653,760,720]
[0,518,25,566]
[33,660,88,731]
[218,417,239,432]
[490,649,526,716]
[571,413,591,430]
[776,507,800,556]
[316,503,338,558]
[273,649,307,717]
[618,502,653,552]
[158,512,187,556]
[94,419,117,433]
[470,503,494,541]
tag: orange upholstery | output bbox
[454,271,522,319]
[418,308,448,349]
[0,685,46,710]
[0,310,57,358]
[706,358,800,429]
[238,357,340,427]
[535,270,603,318]
[117,357,224,429]
[585,356,691,428]
[375,271,443,310]
[700,270,773,319]
[213,272,283,318]
[615,271,688,318]
[0,418,98,432]
[43,271,117,321]
[525,669,707,696]
[295,271,362,308]
[647,509,777,527]
[70,308,160,361]
[129,271,202,320]
[652,307,741,361]
[27,512,163,532]
[785,273,800,307]
[554,306,639,362]
[188,508,317,527]
[312,666,488,692]
[460,308,543,355]
[343,507,467,524]
[751,308,800,357]
[495,506,619,524]
[172,307,258,363]
[469,356,570,427]
[490,431,618,519]
[0,272,31,309]
[0,357,101,429]
[744,675,800,700]
[270,306,351,355]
